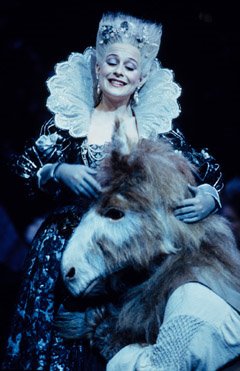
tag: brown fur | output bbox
[58,136,240,360]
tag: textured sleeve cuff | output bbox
[36,163,60,190]
[198,183,222,210]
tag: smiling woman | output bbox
[96,43,142,101]
[2,11,224,371]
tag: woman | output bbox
[2,12,223,371]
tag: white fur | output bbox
[62,207,143,295]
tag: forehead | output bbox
[105,43,141,63]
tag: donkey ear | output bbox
[112,117,135,157]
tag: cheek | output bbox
[98,64,110,79]
[98,69,109,89]
[99,69,107,79]
[129,72,141,86]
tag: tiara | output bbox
[98,21,158,50]
[96,13,162,73]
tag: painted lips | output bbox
[109,79,127,87]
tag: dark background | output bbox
[0,0,239,365]
[1,0,240,232]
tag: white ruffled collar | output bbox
[46,47,181,139]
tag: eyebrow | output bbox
[106,54,138,65]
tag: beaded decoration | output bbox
[96,12,162,75]
[81,138,107,169]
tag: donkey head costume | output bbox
[58,121,240,370]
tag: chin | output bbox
[105,90,132,102]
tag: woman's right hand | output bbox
[54,163,102,198]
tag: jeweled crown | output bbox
[96,12,162,75]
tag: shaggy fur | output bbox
[57,130,240,361]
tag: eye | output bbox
[107,61,117,66]
[125,64,136,71]
[103,208,125,220]
[107,58,118,66]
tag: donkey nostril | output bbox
[66,267,75,279]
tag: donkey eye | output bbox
[103,208,125,220]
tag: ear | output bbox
[95,62,100,76]
[112,118,133,157]
[139,74,148,89]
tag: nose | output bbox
[114,64,124,76]
[65,267,76,280]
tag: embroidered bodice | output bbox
[12,118,223,201]
[80,138,108,169]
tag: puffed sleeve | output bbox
[12,117,76,198]
[159,128,223,191]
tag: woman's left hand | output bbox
[174,184,216,223]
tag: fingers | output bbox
[77,184,94,199]
[174,185,216,224]
[84,172,102,193]
[175,198,197,208]
[174,205,196,217]
[175,208,203,223]
[81,180,100,198]
[76,167,102,198]
[174,196,203,223]
[66,165,101,198]
[177,215,201,223]
[74,180,100,199]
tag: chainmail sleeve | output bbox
[12,117,82,198]
[159,128,223,193]
[106,283,240,371]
